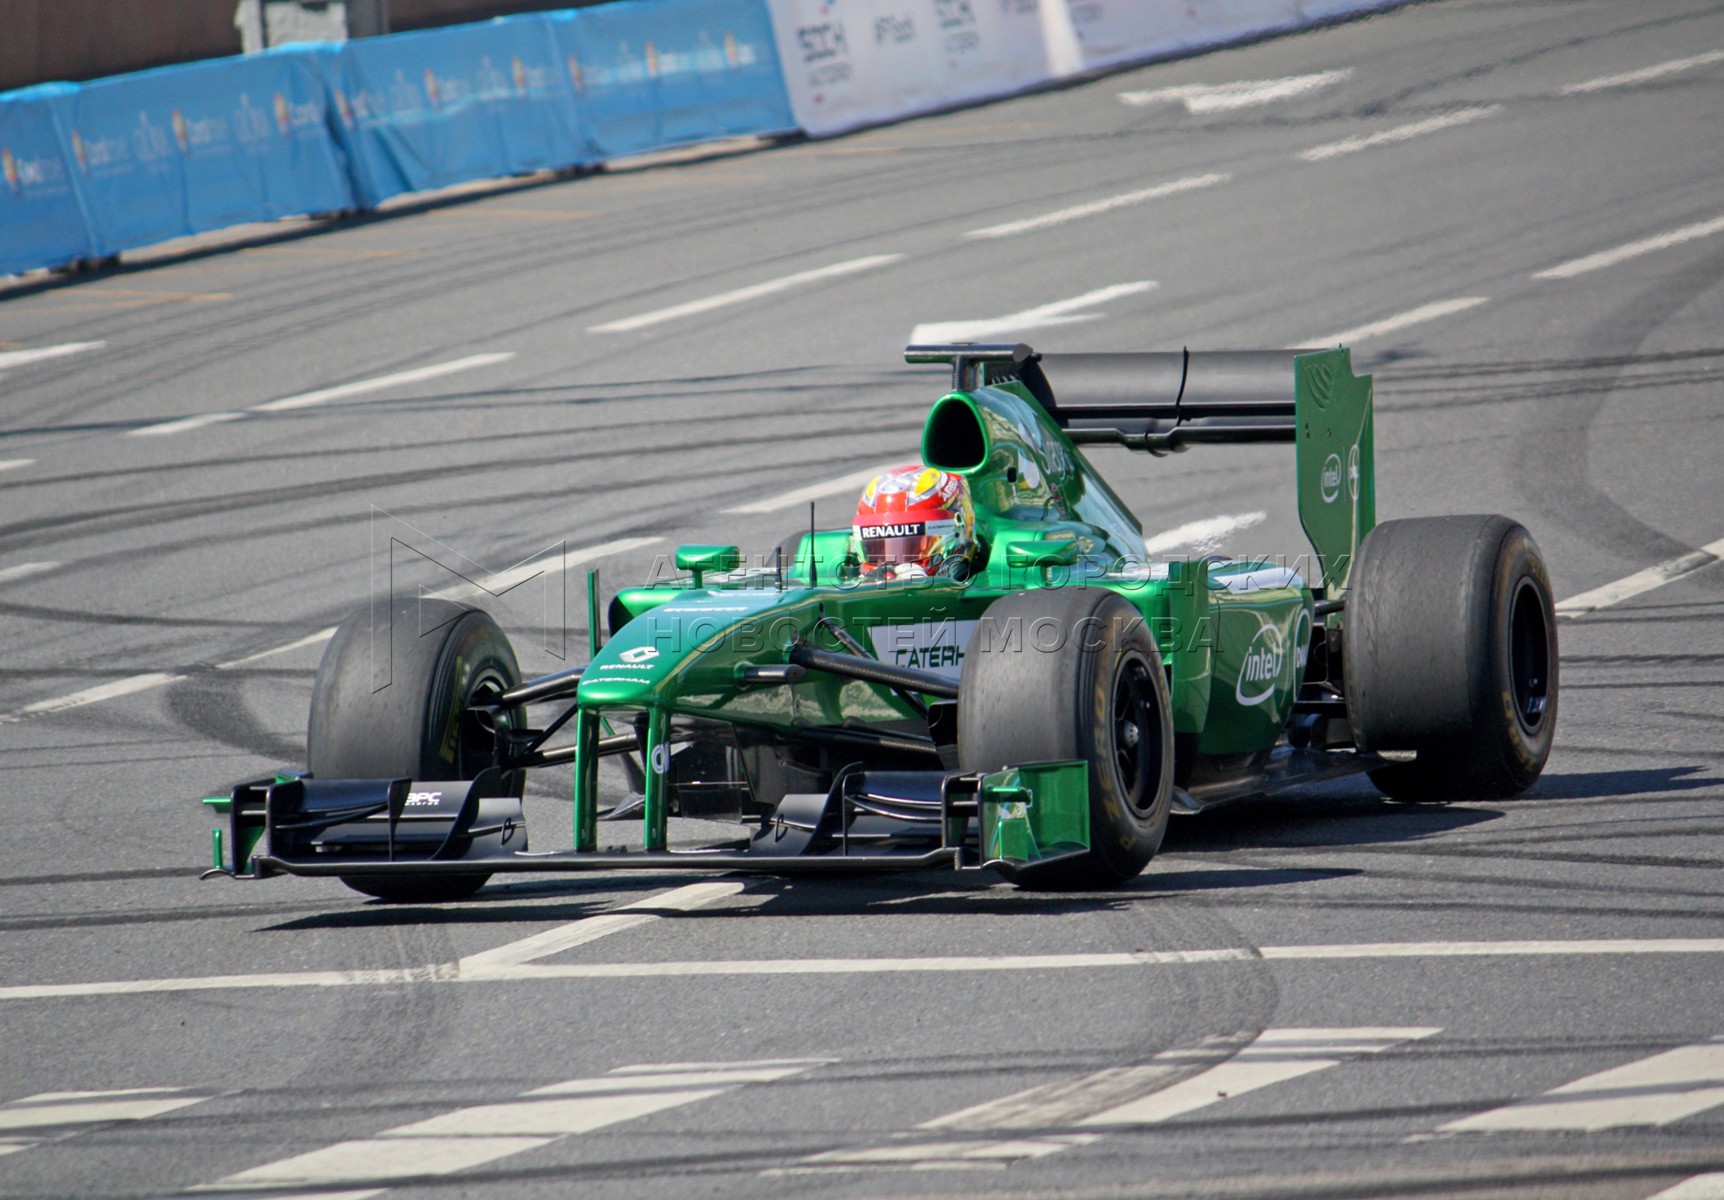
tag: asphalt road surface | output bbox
[3,1,1723,1197]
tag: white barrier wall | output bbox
[767,0,1080,136]
[767,0,1411,135]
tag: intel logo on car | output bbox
[1235,625,1286,707]
[1321,453,1343,504]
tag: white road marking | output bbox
[0,561,60,586]
[1650,1173,1724,1200]
[5,673,185,722]
[429,535,665,606]
[1121,70,1351,113]
[8,940,1724,1002]
[1081,1027,1437,1126]
[128,353,515,435]
[1298,105,1502,161]
[966,174,1228,240]
[720,462,905,514]
[0,536,656,723]
[459,881,746,971]
[784,1028,1434,1172]
[0,342,103,371]
[1561,50,1724,95]
[1143,512,1265,556]
[187,1060,821,1196]
[0,1087,208,1132]
[252,352,515,413]
[216,627,339,669]
[1299,296,1490,347]
[0,459,35,473]
[1556,536,1724,618]
[589,255,904,333]
[910,281,1156,343]
[0,1088,209,1158]
[129,412,246,437]
[781,1134,1092,1171]
[1438,1038,1724,1133]
[1534,214,1724,280]
[925,1062,1190,1132]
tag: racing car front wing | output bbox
[203,760,1093,884]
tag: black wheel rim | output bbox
[1508,578,1551,733]
[1111,653,1163,816]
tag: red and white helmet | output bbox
[853,465,976,578]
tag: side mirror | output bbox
[675,544,741,587]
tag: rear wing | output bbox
[904,341,1375,599]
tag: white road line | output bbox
[128,412,246,437]
[1143,512,1265,556]
[0,1087,208,1132]
[589,255,904,334]
[1534,214,1724,280]
[431,535,665,606]
[0,459,34,473]
[1650,1173,1724,1200]
[251,352,515,413]
[1298,105,1502,162]
[966,174,1228,240]
[187,1060,821,1196]
[1438,1038,1724,1133]
[1561,50,1724,95]
[1299,296,1490,347]
[785,1028,1434,1172]
[721,462,905,515]
[9,940,1724,1002]
[128,353,515,435]
[0,1088,209,1158]
[1122,69,1351,112]
[780,1133,1094,1171]
[459,881,746,971]
[924,1062,1188,1133]
[1081,1027,1438,1126]
[1556,536,1724,618]
[0,561,60,586]
[216,627,339,669]
[0,342,103,371]
[910,281,1156,344]
[0,536,657,723]
[6,673,186,722]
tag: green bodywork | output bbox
[566,349,1376,858]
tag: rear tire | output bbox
[308,598,524,901]
[1345,515,1557,801]
[959,589,1173,888]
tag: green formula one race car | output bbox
[202,343,1558,900]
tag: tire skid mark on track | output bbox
[163,670,302,765]
[0,424,923,554]
[1512,239,1724,564]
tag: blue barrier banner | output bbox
[549,0,795,161]
[322,18,584,208]
[0,84,94,275]
[45,49,354,259]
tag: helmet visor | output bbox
[855,518,953,568]
[860,533,940,566]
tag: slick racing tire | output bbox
[309,598,525,902]
[1345,515,1558,802]
[959,588,1173,888]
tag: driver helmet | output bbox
[853,464,976,579]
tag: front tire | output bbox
[1345,515,1558,801]
[308,598,524,901]
[959,588,1173,888]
